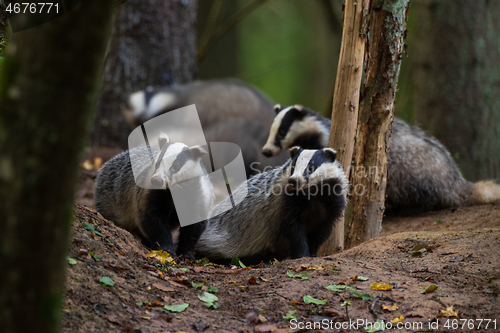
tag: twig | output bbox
[197,0,270,61]
[198,0,224,48]
[369,296,380,320]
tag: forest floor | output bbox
[65,166,500,333]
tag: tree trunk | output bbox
[0,2,113,333]
[345,0,410,248]
[318,0,370,256]
[92,0,198,148]
[413,0,500,181]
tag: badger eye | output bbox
[307,166,315,174]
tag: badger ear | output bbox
[323,148,337,161]
[189,145,208,159]
[289,146,302,159]
[273,104,282,114]
[158,133,170,150]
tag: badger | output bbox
[195,147,348,262]
[122,79,288,176]
[262,105,500,211]
[95,134,214,260]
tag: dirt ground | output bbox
[67,161,500,333]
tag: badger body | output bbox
[95,134,214,259]
[195,147,348,262]
[262,105,500,211]
[124,79,288,176]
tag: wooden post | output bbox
[345,0,411,248]
[318,0,371,256]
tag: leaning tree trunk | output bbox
[413,0,500,181]
[92,0,198,148]
[318,0,370,256]
[0,1,113,333]
[345,0,410,248]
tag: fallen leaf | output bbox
[146,250,175,264]
[67,257,77,265]
[303,295,328,305]
[323,308,340,317]
[420,284,438,294]
[228,280,237,284]
[391,315,404,323]
[164,303,189,312]
[198,291,219,309]
[358,276,369,281]
[255,324,278,332]
[93,157,103,170]
[352,291,373,300]
[192,320,210,331]
[282,310,298,320]
[106,315,121,324]
[153,283,175,292]
[173,276,191,285]
[287,270,309,279]
[439,306,459,317]
[325,284,355,292]
[81,160,94,170]
[231,256,246,268]
[248,276,257,285]
[364,319,385,332]
[99,276,114,287]
[370,282,392,291]
[382,303,398,311]
[169,281,188,290]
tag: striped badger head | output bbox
[286,146,347,193]
[150,133,207,189]
[262,104,329,158]
[123,87,178,126]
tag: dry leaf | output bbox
[439,306,459,317]
[152,283,175,292]
[248,276,257,285]
[228,280,237,284]
[371,282,392,291]
[324,308,341,317]
[169,281,188,289]
[81,160,94,170]
[146,250,175,264]
[93,157,103,170]
[391,315,404,323]
[383,303,399,311]
[107,315,121,324]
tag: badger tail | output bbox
[469,180,500,205]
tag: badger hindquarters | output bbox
[95,134,214,260]
[195,147,348,263]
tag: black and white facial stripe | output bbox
[262,105,329,157]
[151,133,207,189]
[288,146,343,190]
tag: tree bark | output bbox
[92,0,198,148]
[318,0,370,256]
[345,0,410,248]
[413,0,500,181]
[0,2,113,333]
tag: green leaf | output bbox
[198,291,219,308]
[67,257,77,265]
[325,284,356,292]
[196,257,213,266]
[99,276,114,287]
[286,270,310,279]
[420,284,438,294]
[230,256,246,268]
[191,282,205,288]
[180,268,190,272]
[352,291,373,300]
[89,251,100,262]
[341,300,351,307]
[433,220,444,225]
[136,301,143,306]
[164,303,189,312]
[283,310,298,320]
[364,319,385,332]
[83,222,103,237]
[207,285,218,293]
[303,295,328,305]
[488,275,500,281]
[358,276,369,281]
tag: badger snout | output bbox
[262,148,273,157]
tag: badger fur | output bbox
[123,79,288,176]
[195,147,348,262]
[95,134,214,259]
[262,105,500,211]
